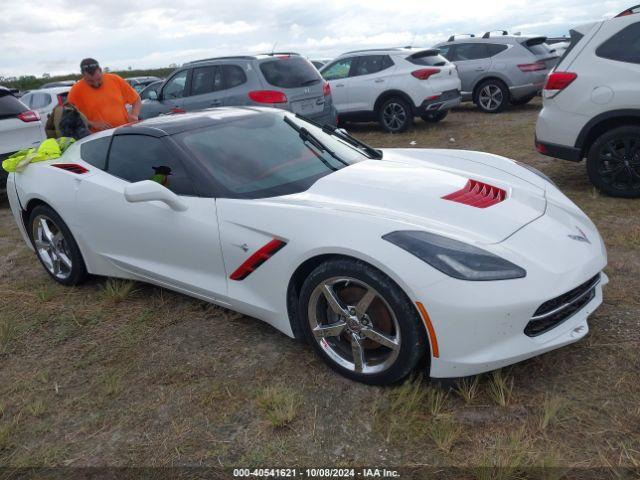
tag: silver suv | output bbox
[434,32,558,113]
[141,53,337,126]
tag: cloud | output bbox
[0,0,631,77]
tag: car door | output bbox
[320,57,356,112]
[182,65,228,111]
[141,69,190,119]
[448,43,492,95]
[75,133,228,301]
[347,55,396,112]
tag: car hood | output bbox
[277,148,548,244]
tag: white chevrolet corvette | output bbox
[6,108,607,385]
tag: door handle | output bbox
[210,100,222,107]
[335,83,345,87]
[475,67,485,72]
[374,79,385,83]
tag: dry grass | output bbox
[0,99,638,470]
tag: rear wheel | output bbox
[298,258,428,385]
[475,79,509,113]
[28,205,87,285]
[587,126,640,198]
[421,110,449,123]
[378,97,413,133]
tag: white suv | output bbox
[320,48,461,133]
[0,87,46,200]
[535,7,640,197]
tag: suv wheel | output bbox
[475,79,509,113]
[421,110,448,123]
[378,97,413,133]
[587,126,640,198]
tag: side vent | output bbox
[52,163,89,174]
[442,179,506,208]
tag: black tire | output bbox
[510,94,536,106]
[586,126,640,198]
[28,205,88,285]
[378,97,413,133]
[421,110,449,123]
[475,79,509,113]
[298,258,428,385]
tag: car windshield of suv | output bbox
[259,57,322,88]
[176,112,368,198]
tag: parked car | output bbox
[535,8,640,198]
[319,47,461,133]
[6,107,607,384]
[138,80,164,101]
[434,31,558,113]
[0,87,46,200]
[125,76,162,93]
[20,87,71,119]
[140,53,337,126]
[310,60,329,69]
[40,80,75,89]
[546,37,571,57]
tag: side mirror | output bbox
[147,90,158,101]
[124,180,188,211]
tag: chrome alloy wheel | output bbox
[478,84,504,111]
[382,102,407,131]
[32,215,73,280]
[307,277,401,374]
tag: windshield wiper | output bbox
[300,78,321,86]
[321,123,383,159]
[284,116,349,168]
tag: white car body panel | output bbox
[7,125,608,378]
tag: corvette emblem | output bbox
[568,227,590,244]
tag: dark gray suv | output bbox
[141,53,337,126]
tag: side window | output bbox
[321,58,354,80]
[20,93,33,108]
[452,43,490,61]
[223,65,247,89]
[80,136,110,170]
[596,23,640,64]
[163,70,188,99]
[107,135,196,196]
[353,55,393,76]
[191,66,221,96]
[487,44,509,56]
[32,93,51,109]
[437,45,453,60]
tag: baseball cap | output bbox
[80,58,100,74]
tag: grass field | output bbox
[0,99,638,476]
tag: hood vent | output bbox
[442,179,506,208]
[52,163,89,174]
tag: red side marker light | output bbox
[230,239,287,281]
[52,163,89,174]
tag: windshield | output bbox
[175,111,368,199]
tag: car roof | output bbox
[29,86,71,94]
[184,52,303,66]
[114,107,275,137]
[437,32,544,45]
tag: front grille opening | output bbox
[525,274,600,337]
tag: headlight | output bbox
[515,161,557,188]
[382,231,526,281]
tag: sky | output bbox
[0,0,632,78]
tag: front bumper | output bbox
[410,201,608,379]
[416,89,461,115]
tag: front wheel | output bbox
[586,126,640,198]
[28,205,88,285]
[378,97,413,133]
[421,110,448,123]
[298,258,428,385]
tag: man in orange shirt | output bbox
[67,58,141,132]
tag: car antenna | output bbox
[271,42,278,55]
